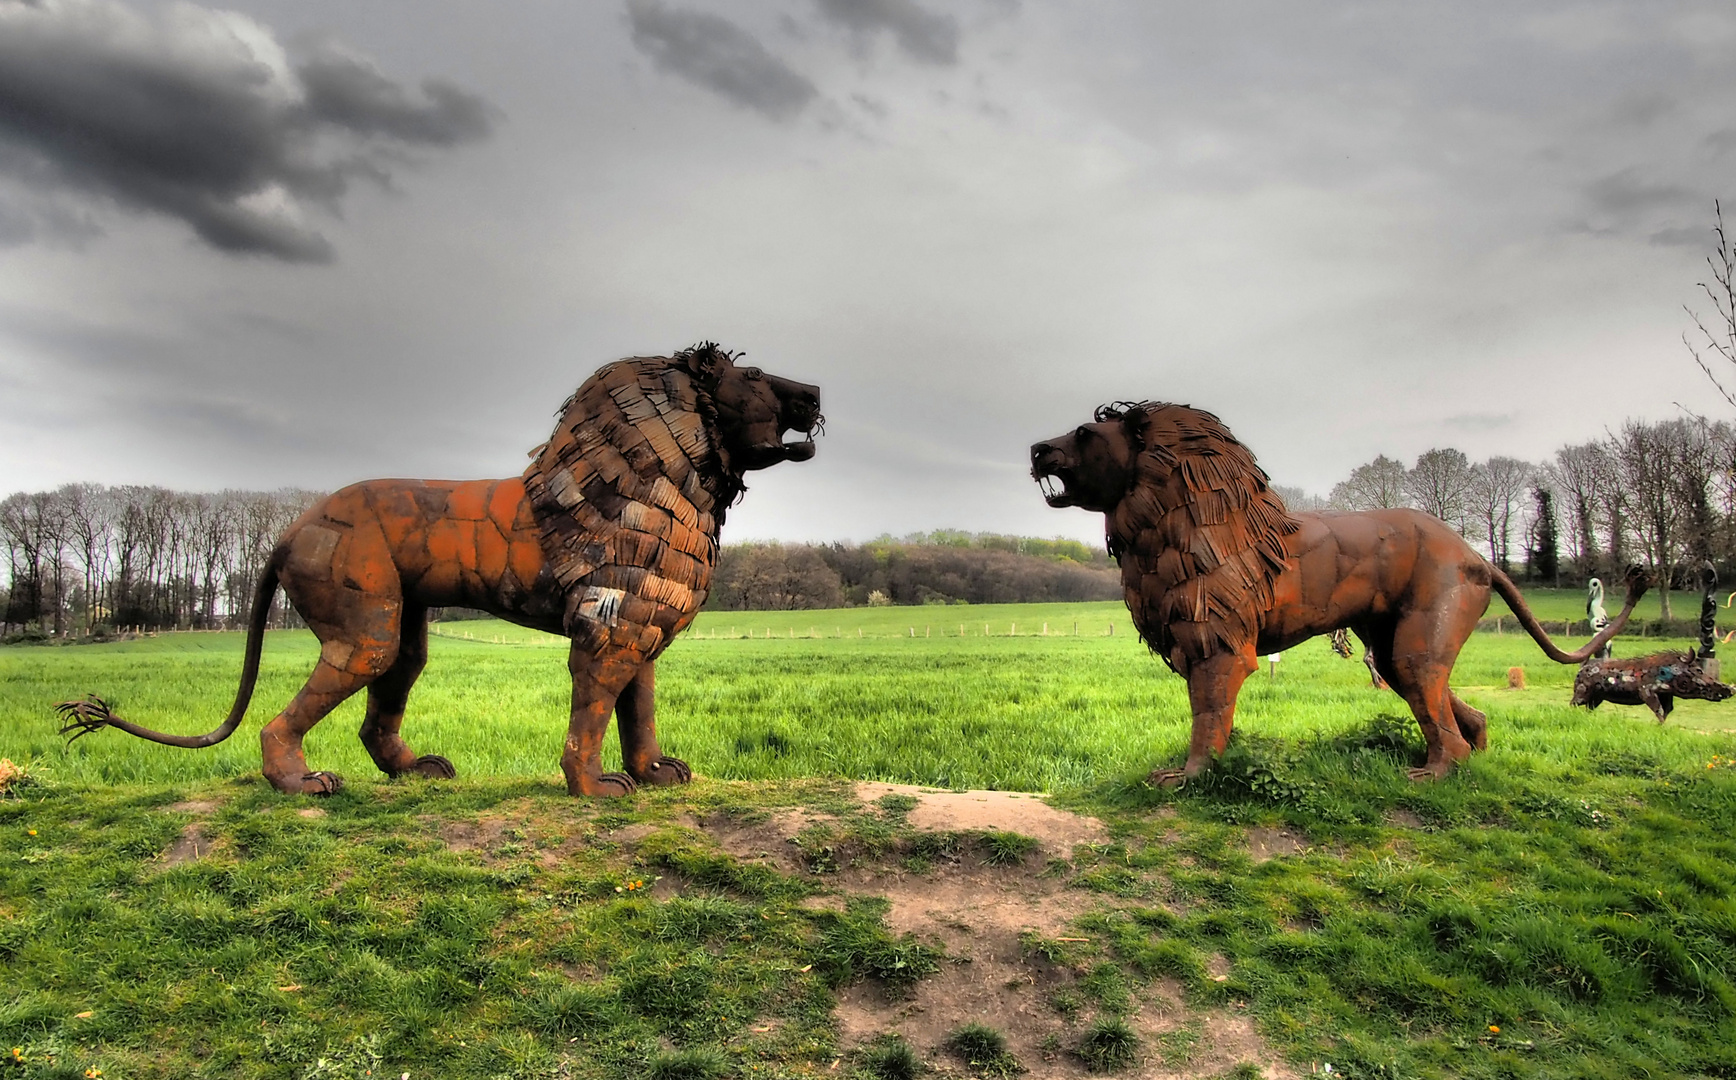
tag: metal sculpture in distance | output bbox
[1586,577,1613,660]
[1031,401,1646,785]
[58,344,822,797]
[1571,561,1732,722]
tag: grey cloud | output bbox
[1443,413,1514,432]
[1649,224,1713,248]
[626,0,817,122]
[298,51,494,146]
[0,0,493,262]
[1707,129,1736,157]
[813,0,959,65]
[1570,167,1706,241]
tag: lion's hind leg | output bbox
[263,507,403,796]
[1380,615,1476,782]
[261,631,399,796]
[1451,694,1488,751]
[359,604,456,780]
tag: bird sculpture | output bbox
[1586,577,1612,660]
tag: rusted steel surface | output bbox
[58,344,822,798]
[1032,401,1647,786]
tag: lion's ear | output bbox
[1118,403,1149,448]
[677,341,734,385]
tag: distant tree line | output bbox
[706,531,1121,611]
[0,485,321,637]
[1282,416,1736,619]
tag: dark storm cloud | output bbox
[0,0,493,262]
[812,0,959,65]
[626,0,817,122]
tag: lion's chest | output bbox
[523,359,725,659]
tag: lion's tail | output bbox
[56,559,281,748]
[1490,563,1649,664]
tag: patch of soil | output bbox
[855,782,1108,856]
[703,808,832,875]
[295,808,326,819]
[440,817,510,853]
[164,799,220,814]
[161,823,211,866]
[1245,826,1307,862]
[1386,808,1425,829]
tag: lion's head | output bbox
[1031,402,1299,670]
[681,343,824,474]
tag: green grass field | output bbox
[3,598,1734,1079]
[3,598,1729,792]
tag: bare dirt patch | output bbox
[164,799,220,814]
[295,808,326,819]
[685,783,1287,1078]
[1245,826,1308,862]
[161,823,211,866]
[440,817,510,854]
[855,782,1108,856]
[1386,808,1425,829]
[703,808,831,874]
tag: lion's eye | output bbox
[742,367,763,380]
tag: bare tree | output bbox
[1686,200,1736,411]
[1329,454,1409,510]
[1548,442,1614,577]
[1271,484,1329,512]
[59,483,114,632]
[1406,448,1480,536]
[1613,418,1691,618]
[0,492,46,631]
[1469,456,1533,570]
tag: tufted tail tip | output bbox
[54,693,117,743]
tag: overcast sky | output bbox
[2,0,1733,546]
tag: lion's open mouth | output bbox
[778,411,824,461]
[1033,468,1074,508]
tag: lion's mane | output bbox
[1099,401,1301,672]
[522,344,740,657]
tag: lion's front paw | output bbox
[409,754,457,779]
[572,771,638,798]
[634,756,693,786]
[300,771,345,796]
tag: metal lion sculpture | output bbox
[1030,401,1646,785]
[58,344,822,797]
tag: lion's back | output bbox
[276,477,553,617]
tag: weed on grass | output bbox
[946,1022,1023,1077]
[646,1046,732,1080]
[854,1033,921,1080]
[809,897,942,994]
[1074,1015,1140,1072]
[980,829,1041,866]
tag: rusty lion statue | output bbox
[1031,401,1645,784]
[59,344,822,797]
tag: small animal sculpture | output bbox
[1571,650,1733,722]
[1586,577,1612,660]
[1030,401,1646,784]
[58,344,822,797]
[1328,627,1387,689]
